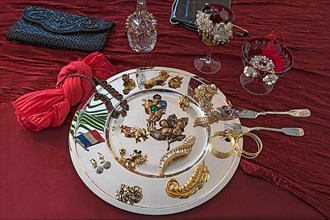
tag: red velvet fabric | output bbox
[12,52,116,131]
[0,0,329,219]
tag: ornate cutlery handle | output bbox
[259,109,311,117]
[251,127,304,136]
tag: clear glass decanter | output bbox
[126,0,157,52]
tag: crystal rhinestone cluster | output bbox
[250,55,275,72]
[115,184,143,205]
[243,55,279,86]
[195,10,233,46]
[263,73,279,86]
[243,66,259,78]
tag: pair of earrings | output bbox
[90,152,111,174]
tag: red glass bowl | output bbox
[242,37,294,77]
[240,37,294,95]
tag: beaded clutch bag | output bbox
[6,7,115,51]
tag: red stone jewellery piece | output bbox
[93,77,129,118]
[57,73,129,119]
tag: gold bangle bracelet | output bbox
[234,132,263,159]
[208,131,236,159]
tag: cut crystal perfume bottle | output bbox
[126,0,157,52]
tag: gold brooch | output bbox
[168,75,183,89]
[165,160,209,199]
[149,114,189,151]
[116,184,143,205]
[144,70,170,89]
[122,74,136,94]
[142,94,167,129]
[178,95,190,111]
[120,125,148,143]
[193,84,217,112]
[117,149,148,171]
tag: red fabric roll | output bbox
[12,52,116,131]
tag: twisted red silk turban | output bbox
[12,52,116,131]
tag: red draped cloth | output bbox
[12,52,116,131]
[0,0,329,219]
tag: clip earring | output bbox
[98,152,111,169]
[90,159,104,174]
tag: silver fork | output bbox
[224,122,304,137]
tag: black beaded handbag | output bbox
[6,7,115,52]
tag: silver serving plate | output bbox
[68,67,242,215]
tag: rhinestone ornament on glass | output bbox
[249,55,275,72]
[243,66,259,78]
[263,73,279,85]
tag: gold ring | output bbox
[234,132,263,159]
[208,131,236,159]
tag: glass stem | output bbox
[136,0,147,18]
[206,46,214,64]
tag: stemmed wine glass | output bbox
[194,4,234,74]
[240,37,294,95]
